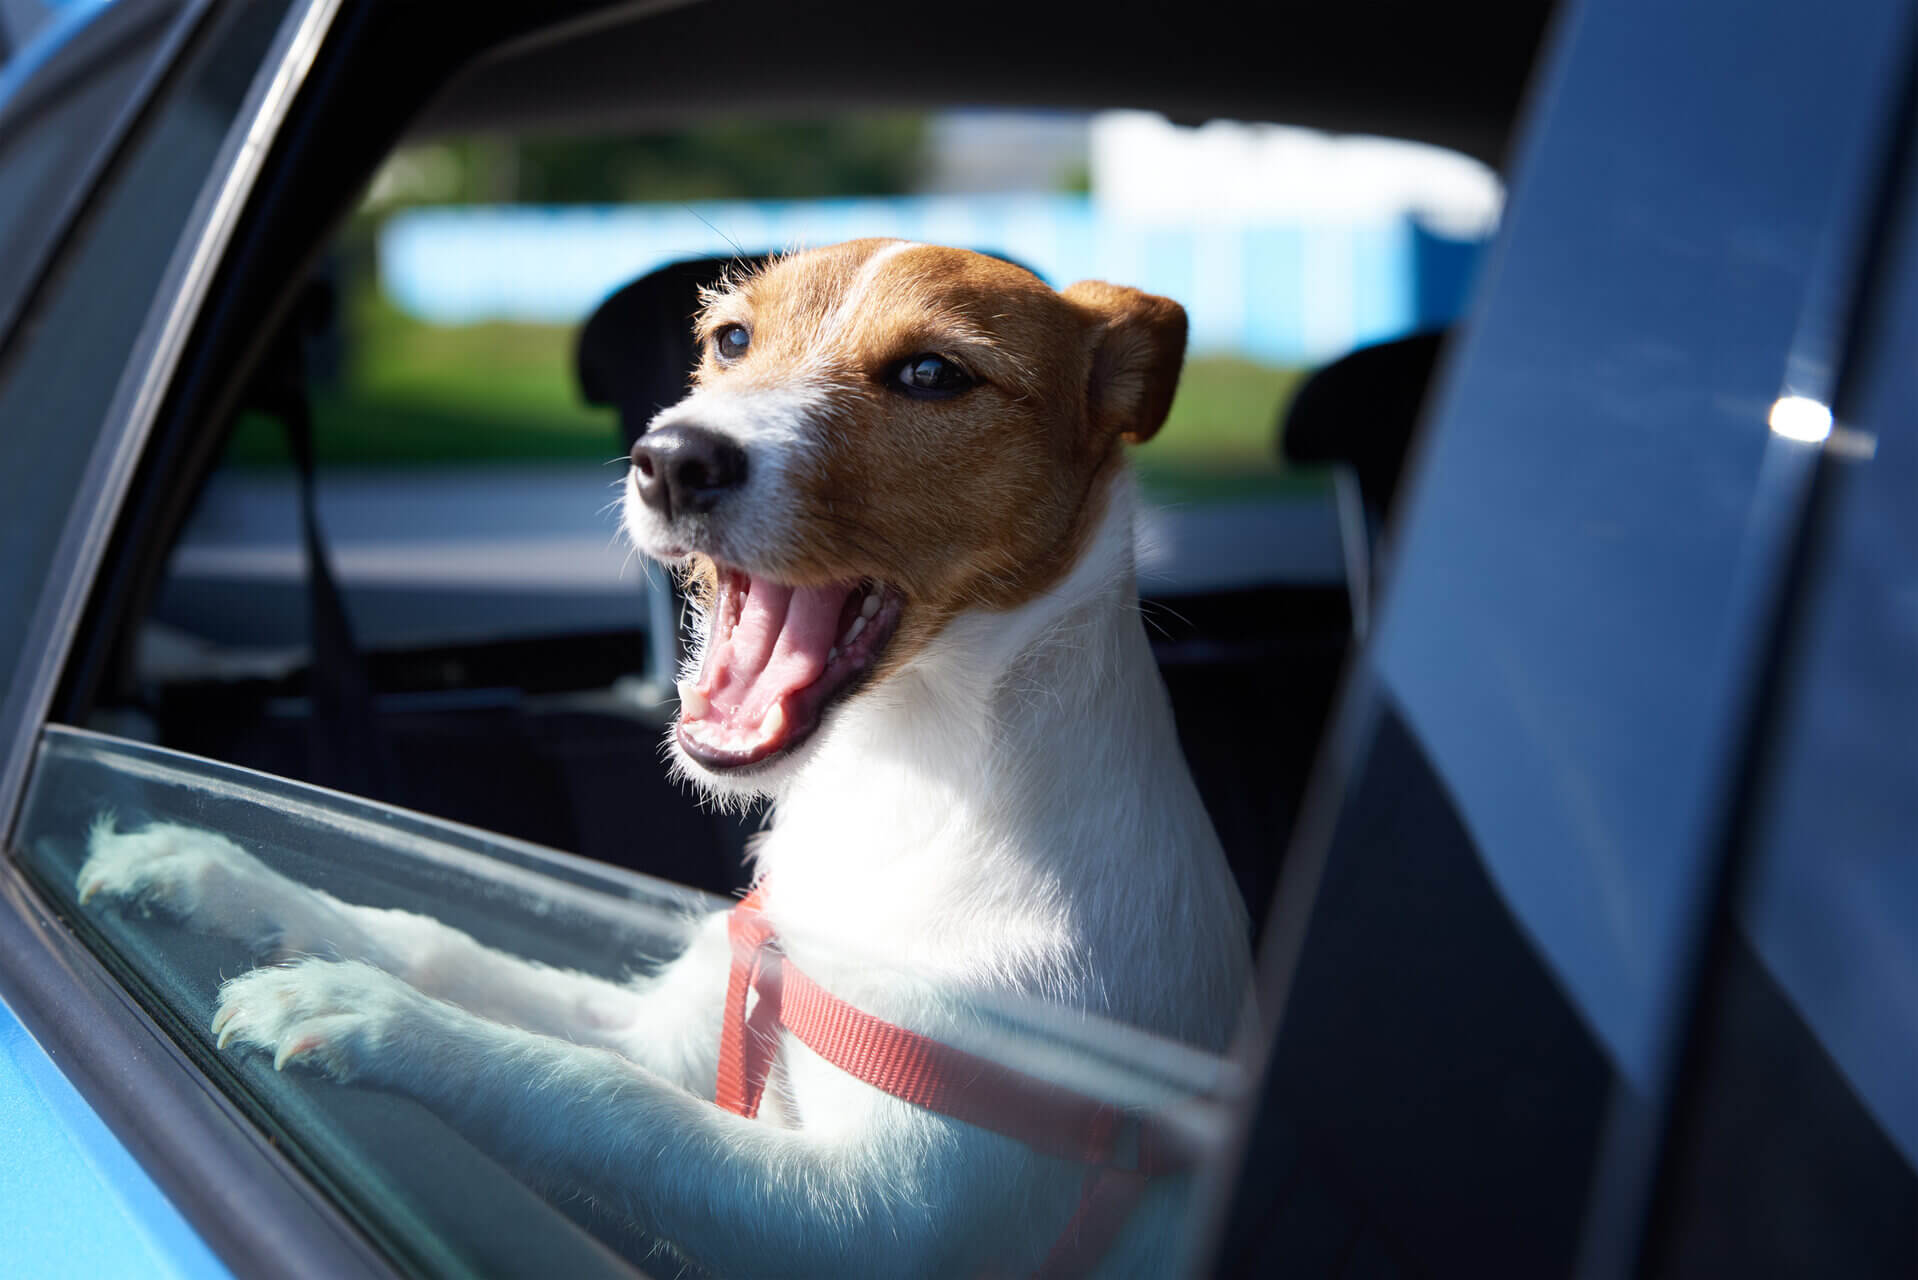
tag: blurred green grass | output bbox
[229,297,1322,501]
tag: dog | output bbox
[77,240,1252,1278]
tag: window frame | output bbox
[0,0,340,841]
[0,0,206,346]
[0,0,403,1273]
[14,723,735,1278]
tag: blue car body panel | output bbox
[0,992,229,1277]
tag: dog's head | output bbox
[621,239,1186,789]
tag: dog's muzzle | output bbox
[630,424,747,521]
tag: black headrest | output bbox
[1279,330,1445,514]
[576,254,766,450]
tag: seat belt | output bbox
[254,286,393,801]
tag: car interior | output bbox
[121,246,1363,924]
[54,0,1554,924]
[23,0,1594,1272]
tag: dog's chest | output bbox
[752,1030,891,1140]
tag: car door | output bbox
[1201,0,1918,1274]
[8,0,1910,1276]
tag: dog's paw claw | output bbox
[78,819,259,915]
[213,961,429,1084]
[75,818,334,959]
[274,1034,321,1073]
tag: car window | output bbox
[12,725,715,1276]
[10,724,1239,1276]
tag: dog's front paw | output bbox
[77,816,320,954]
[212,959,433,1083]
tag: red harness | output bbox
[715,888,1186,1277]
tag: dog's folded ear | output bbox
[1063,281,1188,446]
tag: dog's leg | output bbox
[76,817,727,1089]
[214,958,979,1279]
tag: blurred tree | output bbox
[373,116,929,208]
[524,117,926,201]
[328,116,929,396]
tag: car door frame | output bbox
[0,0,400,1273]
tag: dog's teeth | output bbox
[762,702,787,740]
[677,679,709,719]
[860,593,881,619]
[843,616,866,646]
[827,646,839,664]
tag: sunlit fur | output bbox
[625,240,1191,802]
[79,241,1252,1279]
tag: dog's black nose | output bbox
[631,425,747,518]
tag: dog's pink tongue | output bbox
[701,577,845,728]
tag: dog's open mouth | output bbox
[676,568,904,770]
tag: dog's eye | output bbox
[894,354,974,399]
[713,324,750,362]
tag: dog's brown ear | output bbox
[1063,281,1188,445]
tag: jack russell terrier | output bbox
[77,240,1252,1278]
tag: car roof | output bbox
[413,0,1555,167]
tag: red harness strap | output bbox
[715,888,1185,1277]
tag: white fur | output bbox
[624,381,828,575]
[819,239,923,341]
[81,343,1250,1278]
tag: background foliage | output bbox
[252,119,1311,501]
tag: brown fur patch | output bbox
[690,240,1186,679]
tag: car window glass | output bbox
[10,724,1239,1277]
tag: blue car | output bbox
[0,0,1911,1275]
